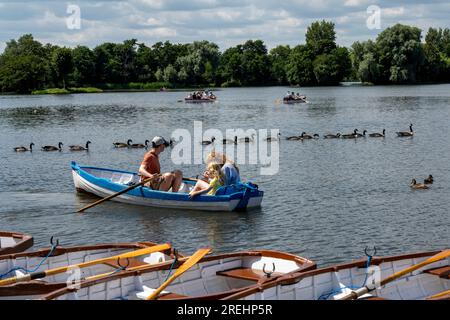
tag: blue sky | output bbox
[0,0,449,52]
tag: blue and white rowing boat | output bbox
[71,162,263,212]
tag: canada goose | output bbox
[42,142,63,151]
[324,133,341,139]
[201,137,215,145]
[410,179,429,189]
[397,124,414,137]
[341,129,358,139]
[265,133,281,142]
[113,139,133,148]
[369,129,385,138]
[223,136,238,144]
[355,130,367,138]
[14,143,34,152]
[286,135,301,141]
[69,141,91,151]
[424,175,433,185]
[130,140,149,148]
[239,133,256,143]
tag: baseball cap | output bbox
[151,136,169,147]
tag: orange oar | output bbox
[426,289,450,300]
[146,248,211,300]
[339,249,450,300]
[0,243,171,286]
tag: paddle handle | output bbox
[77,177,153,212]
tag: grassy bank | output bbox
[32,87,103,95]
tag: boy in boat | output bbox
[139,136,183,192]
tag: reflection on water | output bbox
[0,86,449,266]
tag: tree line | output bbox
[1,21,449,93]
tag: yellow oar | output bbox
[427,289,450,300]
[0,243,171,286]
[146,248,211,300]
[340,249,450,300]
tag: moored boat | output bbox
[41,249,316,300]
[0,232,33,255]
[223,249,450,300]
[0,242,180,299]
[71,162,263,212]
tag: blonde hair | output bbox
[206,150,239,173]
[207,162,225,185]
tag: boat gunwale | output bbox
[41,250,316,300]
[0,232,34,256]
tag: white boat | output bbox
[223,250,450,300]
[71,162,263,212]
[0,242,180,300]
[41,250,316,300]
[0,232,33,255]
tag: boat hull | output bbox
[71,162,263,212]
[41,250,316,300]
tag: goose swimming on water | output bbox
[42,142,63,151]
[239,133,256,143]
[341,129,359,139]
[323,133,341,139]
[369,129,385,138]
[130,140,149,148]
[424,175,433,185]
[265,133,281,142]
[396,124,414,137]
[223,136,238,144]
[113,139,133,148]
[69,141,91,151]
[14,143,34,152]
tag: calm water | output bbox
[0,85,449,266]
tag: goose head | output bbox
[85,141,91,149]
[411,179,417,185]
[145,140,150,147]
[58,142,63,150]
[363,130,367,136]
[30,143,35,151]
[409,124,413,132]
[127,139,133,145]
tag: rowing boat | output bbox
[0,242,180,299]
[283,98,307,104]
[223,250,450,300]
[71,162,264,212]
[0,232,33,255]
[41,250,315,300]
[185,97,216,103]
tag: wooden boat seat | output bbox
[103,257,148,269]
[424,266,450,279]
[216,267,283,282]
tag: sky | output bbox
[0,0,449,53]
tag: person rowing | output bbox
[139,136,182,192]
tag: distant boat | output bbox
[71,162,263,212]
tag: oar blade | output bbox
[146,248,211,300]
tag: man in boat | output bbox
[139,136,183,192]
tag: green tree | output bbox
[306,20,337,56]
[285,45,314,86]
[269,45,291,85]
[0,34,51,93]
[71,46,95,86]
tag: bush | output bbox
[31,88,70,95]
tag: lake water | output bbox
[0,85,449,266]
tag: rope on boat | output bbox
[0,242,58,279]
[317,248,375,300]
[163,250,179,282]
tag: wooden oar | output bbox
[0,243,171,286]
[339,249,450,300]
[426,288,450,300]
[77,177,153,213]
[145,248,211,300]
